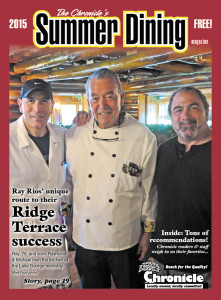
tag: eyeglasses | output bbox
[23,98,51,105]
[92,119,120,142]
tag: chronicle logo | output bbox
[139,262,206,289]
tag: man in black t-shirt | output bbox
[150,87,212,288]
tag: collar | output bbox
[16,116,59,148]
[175,136,211,159]
[88,113,127,141]
[17,116,31,149]
[46,122,61,144]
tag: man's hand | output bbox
[60,203,75,247]
[137,232,153,262]
[73,111,91,126]
[64,208,75,248]
[65,232,75,248]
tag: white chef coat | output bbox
[9,116,71,289]
[66,113,157,251]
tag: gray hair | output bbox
[168,86,209,116]
[85,68,122,99]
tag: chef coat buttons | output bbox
[108,222,112,226]
[88,174,92,178]
[112,154,116,157]
[115,131,119,135]
[86,196,90,200]
[111,174,115,178]
[90,152,94,156]
[86,219,90,223]
[109,199,113,203]
[93,130,97,134]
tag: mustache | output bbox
[179,119,197,127]
[97,110,112,113]
[31,115,45,118]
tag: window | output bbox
[60,104,77,126]
[159,103,171,125]
[147,104,157,124]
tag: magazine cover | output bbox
[2,0,220,298]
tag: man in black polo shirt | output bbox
[150,87,211,288]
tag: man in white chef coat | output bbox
[10,79,72,289]
[66,68,157,288]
